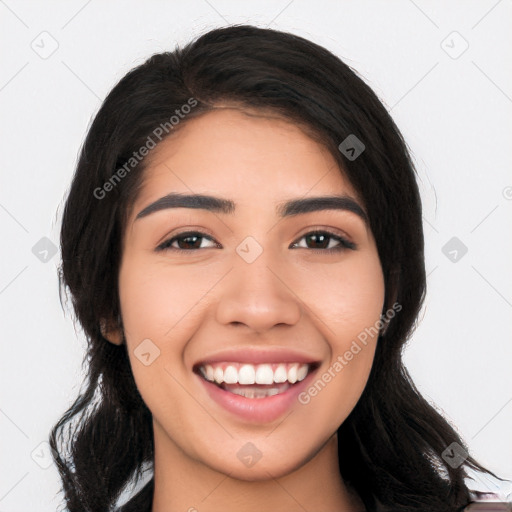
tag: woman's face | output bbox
[117,107,385,479]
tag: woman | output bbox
[50,24,506,511]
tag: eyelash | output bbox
[156,230,356,252]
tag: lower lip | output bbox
[197,369,317,423]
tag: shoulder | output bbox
[461,468,512,511]
[462,490,511,511]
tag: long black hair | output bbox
[50,24,502,512]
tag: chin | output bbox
[199,440,321,482]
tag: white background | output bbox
[1,1,511,510]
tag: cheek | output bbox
[118,256,216,342]
[283,252,384,424]
[116,260,200,435]
[292,251,385,340]
[117,257,221,407]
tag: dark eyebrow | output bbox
[276,195,367,222]
[135,193,367,223]
[136,193,235,219]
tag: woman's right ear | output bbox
[99,317,124,345]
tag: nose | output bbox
[215,252,302,334]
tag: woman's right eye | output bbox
[156,231,220,251]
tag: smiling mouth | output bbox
[194,361,319,399]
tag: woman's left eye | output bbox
[290,231,356,251]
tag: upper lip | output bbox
[193,347,322,368]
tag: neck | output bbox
[151,422,365,512]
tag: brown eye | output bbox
[157,232,219,251]
[291,231,356,251]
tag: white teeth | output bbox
[205,364,214,381]
[213,366,224,384]
[255,364,274,384]
[287,363,298,384]
[238,364,256,385]
[274,364,288,383]
[230,387,282,399]
[198,362,311,386]
[297,364,308,382]
[223,365,238,384]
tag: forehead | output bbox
[131,107,360,217]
